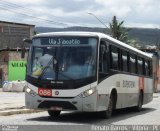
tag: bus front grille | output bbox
[38,100,77,110]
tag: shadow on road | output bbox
[27,107,156,124]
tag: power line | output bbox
[0,6,88,27]
[0,1,71,27]
[0,0,90,27]
[0,0,62,19]
[0,6,68,26]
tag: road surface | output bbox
[0,93,160,131]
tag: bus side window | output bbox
[137,57,143,75]
[110,45,119,70]
[148,60,152,77]
[99,41,109,81]
[121,50,128,72]
[130,54,136,74]
[145,60,149,76]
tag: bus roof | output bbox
[34,31,152,59]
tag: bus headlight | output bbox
[24,86,37,97]
[79,87,96,98]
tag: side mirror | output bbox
[23,38,32,44]
[21,39,32,58]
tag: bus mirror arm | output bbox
[23,38,32,44]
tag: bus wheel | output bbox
[134,92,143,112]
[48,110,61,118]
[100,94,113,118]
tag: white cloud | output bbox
[0,0,159,28]
[6,0,44,5]
[126,22,160,29]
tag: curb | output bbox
[0,109,44,116]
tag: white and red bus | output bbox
[24,32,153,118]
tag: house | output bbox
[0,21,35,86]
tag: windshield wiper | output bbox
[38,56,54,80]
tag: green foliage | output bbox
[127,39,141,49]
[109,16,128,42]
[33,30,38,35]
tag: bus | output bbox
[24,32,153,118]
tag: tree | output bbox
[109,16,128,42]
[127,39,141,49]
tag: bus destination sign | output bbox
[48,38,80,45]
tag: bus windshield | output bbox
[27,37,98,81]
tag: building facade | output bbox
[0,21,35,85]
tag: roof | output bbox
[35,31,104,38]
[34,31,152,58]
[0,20,35,27]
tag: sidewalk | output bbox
[0,90,43,116]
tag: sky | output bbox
[0,0,159,28]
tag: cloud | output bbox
[37,0,99,12]
[0,0,160,28]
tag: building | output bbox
[0,20,34,49]
[140,47,160,92]
[0,21,35,85]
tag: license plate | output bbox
[50,107,62,111]
[38,88,52,97]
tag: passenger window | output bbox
[130,54,136,74]
[122,51,128,72]
[145,60,149,76]
[148,60,152,76]
[137,57,143,75]
[110,46,119,70]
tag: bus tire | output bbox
[134,92,143,112]
[100,94,113,119]
[48,110,61,118]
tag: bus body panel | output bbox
[143,78,153,104]
[97,74,153,109]
[27,82,97,98]
[25,74,153,112]
[25,82,98,112]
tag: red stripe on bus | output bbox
[139,77,144,90]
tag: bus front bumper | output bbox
[25,90,98,112]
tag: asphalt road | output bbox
[0,94,160,131]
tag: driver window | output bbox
[34,48,43,58]
[31,47,43,76]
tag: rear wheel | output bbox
[48,110,61,118]
[100,94,113,118]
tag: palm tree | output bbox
[109,16,128,42]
